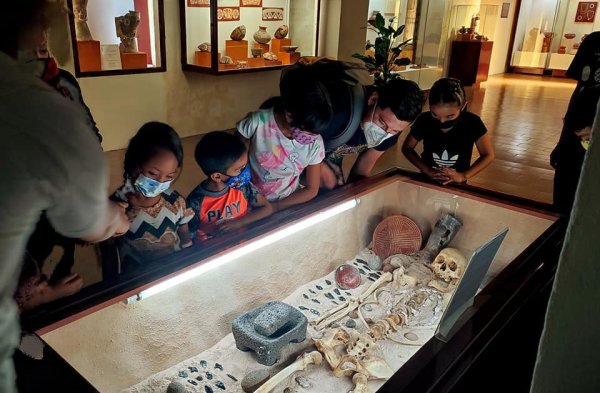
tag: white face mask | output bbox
[363,101,394,148]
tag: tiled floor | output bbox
[106,73,576,204]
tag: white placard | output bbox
[100,44,122,70]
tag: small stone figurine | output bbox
[115,10,141,53]
[73,0,93,41]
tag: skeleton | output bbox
[351,373,369,393]
[428,248,467,292]
[115,11,141,53]
[310,272,392,330]
[253,351,322,393]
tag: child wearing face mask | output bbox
[236,68,332,211]
[112,122,194,270]
[402,78,494,185]
[187,131,274,240]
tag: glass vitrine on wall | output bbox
[67,0,166,77]
[180,0,320,74]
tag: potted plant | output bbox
[352,12,411,86]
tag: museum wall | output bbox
[59,0,370,152]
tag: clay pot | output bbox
[230,25,246,41]
[558,46,566,54]
[262,51,278,61]
[274,24,289,39]
[253,26,271,44]
[251,48,263,58]
[564,33,576,40]
[197,42,211,52]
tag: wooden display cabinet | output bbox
[448,40,493,87]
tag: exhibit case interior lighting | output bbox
[67,0,166,77]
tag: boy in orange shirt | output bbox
[187,131,273,240]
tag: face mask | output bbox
[363,102,393,148]
[134,174,171,197]
[225,165,252,189]
[291,127,319,145]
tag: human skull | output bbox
[431,248,466,283]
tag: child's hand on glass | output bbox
[218,220,243,233]
[438,168,467,185]
[424,167,449,183]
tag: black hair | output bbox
[279,66,333,134]
[194,131,247,176]
[377,78,424,122]
[428,78,467,108]
[123,122,184,181]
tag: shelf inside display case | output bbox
[180,0,320,74]
[35,169,564,393]
[67,0,166,77]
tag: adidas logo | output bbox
[432,150,459,168]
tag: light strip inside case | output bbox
[136,198,359,300]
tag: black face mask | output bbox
[437,117,459,129]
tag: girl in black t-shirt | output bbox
[402,78,495,185]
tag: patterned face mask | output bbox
[225,165,252,189]
[291,127,319,145]
[134,174,171,197]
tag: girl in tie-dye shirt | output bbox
[236,73,332,210]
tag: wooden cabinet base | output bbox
[226,40,249,61]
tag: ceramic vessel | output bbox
[197,42,211,52]
[251,48,263,58]
[262,51,278,61]
[230,25,246,41]
[281,45,298,53]
[274,25,289,39]
[254,26,271,44]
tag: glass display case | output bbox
[547,0,599,75]
[67,0,166,77]
[180,0,320,74]
[26,170,565,393]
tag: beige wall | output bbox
[64,1,281,152]
[489,0,518,75]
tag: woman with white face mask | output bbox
[319,78,424,190]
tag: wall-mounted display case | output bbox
[67,0,166,77]
[180,0,320,74]
[22,170,565,393]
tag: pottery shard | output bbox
[166,381,187,393]
[241,369,270,393]
[254,303,291,336]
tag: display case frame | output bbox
[179,0,321,75]
[66,0,167,78]
[19,168,566,393]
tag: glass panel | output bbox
[548,0,599,72]
[510,0,561,69]
[71,0,164,75]
[183,0,319,72]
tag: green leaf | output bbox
[375,12,385,29]
[393,24,406,38]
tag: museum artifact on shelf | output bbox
[181,0,318,73]
[67,0,166,76]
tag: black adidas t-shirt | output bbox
[409,111,487,172]
[566,31,600,88]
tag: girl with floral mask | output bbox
[402,78,495,185]
[112,122,194,271]
[236,68,332,211]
